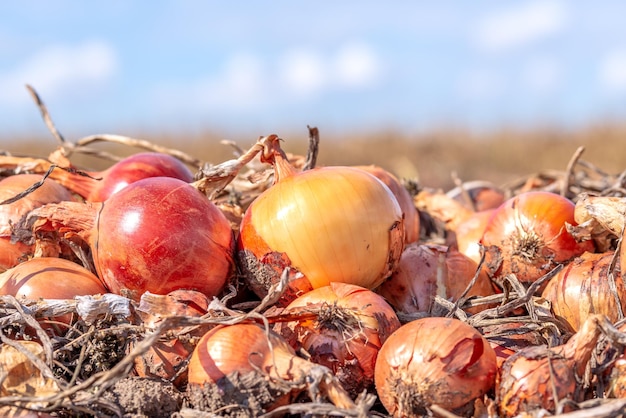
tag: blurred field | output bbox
[2,121,624,191]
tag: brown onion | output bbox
[542,251,624,331]
[374,316,497,416]
[187,322,355,412]
[497,314,605,417]
[452,208,495,265]
[376,243,495,315]
[273,282,400,396]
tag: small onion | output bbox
[376,243,495,315]
[0,174,74,270]
[18,177,235,300]
[187,322,355,412]
[354,165,420,244]
[0,257,107,334]
[497,314,605,417]
[542,251,624,331]
[273,282,400,396]
[238,135,404,304]
[452,208,495,265]
[480,191,595,288]
[374,316,497,416]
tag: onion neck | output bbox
[260,134,298,183]
[555,314,603,377]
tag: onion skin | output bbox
[188,322,355,411]
[354,165,420,244]
[21,177,235,301]
[273,282,401,396]
[497,314,605,417]
[453,209,495,265]
[374,316,497,416]
[238,137,404,303]
[0,174,74,270]
[542,251,624,331]
[376,243,495,315]
[480,191,595,287]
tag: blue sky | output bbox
[1,1,626,140]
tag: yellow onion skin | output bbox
[542,251,624,331]
[238,165,404,302]
[374,316,497,416]
[376,243,495,315]
[273,282,401,397]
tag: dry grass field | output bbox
[2,121,624,191]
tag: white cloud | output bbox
[473,0,568,53]
[0,40,118,105]
[333,43,381,88]
[599,49,626,92]
[278,49,326,98]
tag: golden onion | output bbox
[238,135,404,303]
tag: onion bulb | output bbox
[273,282,400,396]
[376,243,495,315]
[480,191,595,288]
[0,257,107,334]
[452,208,495,265]
[354,165,420,244]
[497,314,605,417]
[17,177,234,301]
[374,316,497,416]
[238,135,404,304]
[187,322,355,412]
[0,174,74,270]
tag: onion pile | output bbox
[238,135,404,304]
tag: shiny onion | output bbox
[187,322,355,412]
[0,174,74,270]
[480,191,595,287]
[0,257,107,334]
[354,165,420,244]
[238,135,404,303]
[542,251,624,331]
[6,152,195,202]
[19,177,234,301]
[374,316,497,416]
[376,243,495,315]
[497,314,605,417]
[273,282,400,396]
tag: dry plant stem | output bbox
[25,84,67,146]
[562,146,586,198]
[446,248,487,318]
[302,125,320,171]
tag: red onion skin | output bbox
[87,152,194,202]
[91,177,235,300]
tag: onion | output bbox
[542,251,624,331]
[0,174,74,270]
[187,322,355,412]
[374,316,497,416]
[0,257,107,334]
[480,191,595,288]
[17,177,234,301]
[133,289,211,387]
[446,180,506,212]
[272,282,400,396]
[452,208,495,265]
[497,314,605,417]
[238,135,404,304]
[376,243,495,315]
[354,165,420,244]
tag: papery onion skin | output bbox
[239,163,404,301]
[542,251,624,331]
[273,282,400,396]
[376,243,495,315]
[93,177,235,300]
[374,316,497,416]
[480,191,595,286]
[0,174,74,270]
[354,165,420,244]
